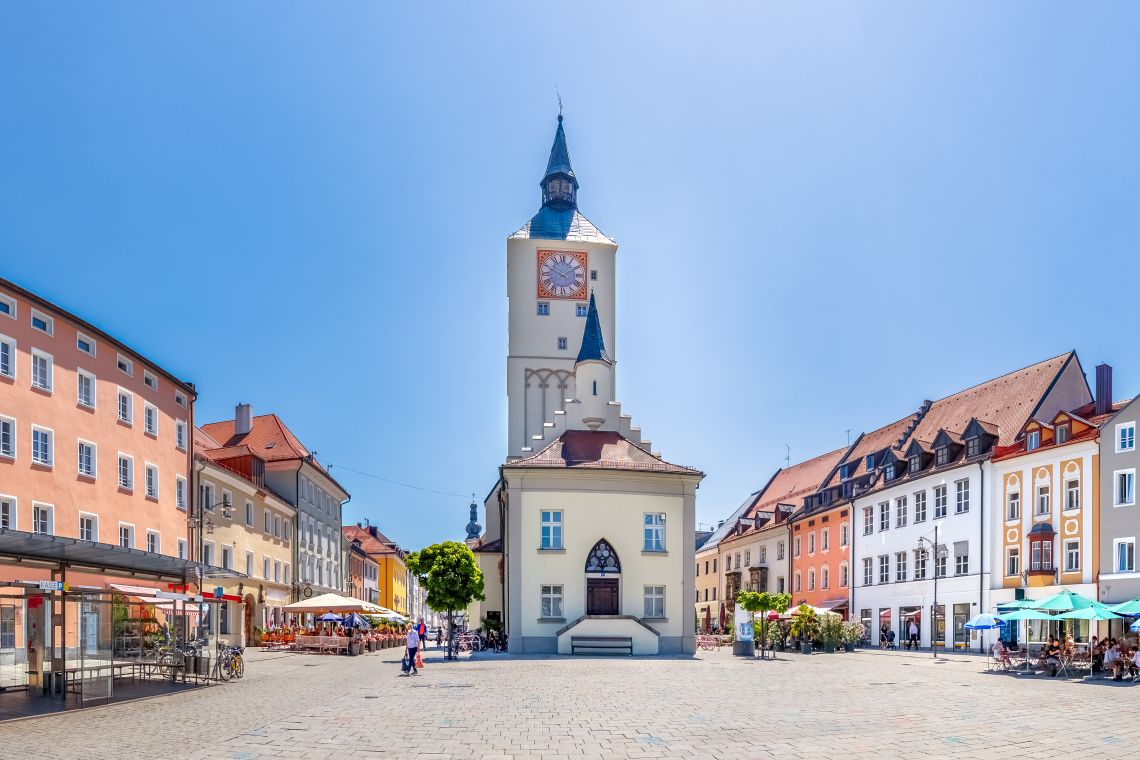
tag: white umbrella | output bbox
[282,592,390,615]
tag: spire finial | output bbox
[575,291,611,365]
[557,87,563,119]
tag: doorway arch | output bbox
[585,539,621,615]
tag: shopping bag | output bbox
[401,650,411,674]
[415,650,424,669]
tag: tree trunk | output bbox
[446,609,453,660]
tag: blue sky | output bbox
[3,3,1139,548]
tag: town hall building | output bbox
[468,115,703,655]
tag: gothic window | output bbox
[585,539,621,574]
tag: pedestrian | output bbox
[402,623,420,676]
[436,626,442,647]
[908,619,919,650]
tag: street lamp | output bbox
[916,525,949,660]
[188,492,232,568]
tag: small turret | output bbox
[465,497,482,540]
[574,292,612,429]
[540,115,578,210]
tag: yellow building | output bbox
[193,429,296,646]
[342,524,408,615]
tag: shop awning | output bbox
[0,528,243,582]
[107,583,175,606]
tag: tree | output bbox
[736,591,791,659]
[405,541,485,660]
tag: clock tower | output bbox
[506,115,618,460]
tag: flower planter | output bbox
[844,642,855,652]
[823,642,835,654]
[800,642,812,655]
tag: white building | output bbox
[477,115,703,655]
[852,353,1090,651]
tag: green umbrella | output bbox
[1033,589,1106,612]
[1109,597,1140,616]
[997,598,1038,611]
[1000,608,1055,621]
[1057,607,1122,621]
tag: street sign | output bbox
[37,581,63,592]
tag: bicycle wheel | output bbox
[217,655,232,682]
[231,654,244,679]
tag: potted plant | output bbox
[820,613,843,654]
[766,619,786,654]
[842,620,864,652]
[789,604,819,655]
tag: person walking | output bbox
[415,618,427,669]
[908,619,919,651]
[402,624,420,676]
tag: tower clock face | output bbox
[536,249,588,300]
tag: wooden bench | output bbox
[570,636,633,655]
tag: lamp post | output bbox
[916,525,947,660]
[188,491,232,569]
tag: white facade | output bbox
[852,463,991,651]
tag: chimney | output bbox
[1096,364,1113,417]
[235,403,253,436]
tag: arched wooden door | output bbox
[585,540,620,615]
[243,594,256,645]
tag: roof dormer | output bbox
[962,418,999,458]
[932,429,964,466]
[904,439,933,475]
[880,449,905,483]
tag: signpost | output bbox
[732,606,754,656]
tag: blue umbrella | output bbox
[317,612,343,623]
[342,612,371,628]
[1130,619,1140,633]
[964,613,1005,630]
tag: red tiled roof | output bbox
[751,446,847,514]
[991,397,1127,461]
[903,352,1074,448]
[342,525,397,556]
[503,431,702,475]
[826,413,919,487]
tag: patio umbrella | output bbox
[317,612,343,623]
[703,606,711,632]
[1130,619,1140,633]
[1057,607,1122,621]
[718,603,725,631]
[342,612,371,628]
[1033,589,1107,612]
[996,598,1038,611]
[1000,609,1055,621]
[1109,597,1140,616]
[964,613,1005,629]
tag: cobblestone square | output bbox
[3,646,1138,759]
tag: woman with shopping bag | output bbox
[401,624,420,676]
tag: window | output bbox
[822,566,830,589]
[793,536,800,557]
[1006,547,1020,577]
[776,577,784,594]
[966,437,981,457]
[147,531,160,554]
[744,550,751,567]
[0,418,16,460]
[866,455,875,471]
[263,557,271,580]
[32,503,52,535]
[863,507,873,536]
[839,562,848,587]
[794,572,801,592]
[1116,470,1135,507]
[1118,423,1136,453]
[176,476,187,510]
[540,510,563,549]
[0,334,13,378]
[590,270,598,281]
[808,532,815,554]
[644,586,665,618]
[245,501,254,526]
[954,544,969,576]
[143,371,157,391]
[934,485,947,518]
[145,463,159,499]
[1036,484,1051,515]
[576,305,588,317]
[535,302,550,316]
[808,569,815,591]
[540,585,563,618]
[1064,479,1079,511]
[878,555,890,584]
[118,454,134,490]
[896,496,908,528]
[175,392,187,408]
[878,502,889,532]
[955,479,970,514]
[896,552,907,582]
[0,293,13,319]
[31,426,53,466]
[713,558,716,573]
[863,557,873,586]
[177,539,187,560]
[117,389,133,424]
[821,528,829,550]
[31,350,52,392]
[246,552,254,578]
[30,309,53,335]
[79,514,96,541]
[1007,490,1021,520]
[1055,425,1070,445]
[0,497,13,530]
[77,369,95,408]
[273,561,281,582]
[221,546,232,570]
[175,420,186,450]
[776,542,784,561]
[1031,538,1054,571]
[909,456,921,474]
[644,513,665,552]
[840,523,849,547]
[116,354,133,376]
[735,553,741,569]
[1065,540,1080,572]
[557,337,568,350]
[1026,430,1040,451]
[936,447,950,466]
[915,550,928,580]
[144,404,158,435]
[77,440,96,478]
[935,554,947,578]
[76,332,96,356]
[284,565,290,585]
[1116,539,1136,573]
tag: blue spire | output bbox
[576,292,611,364]
[541,114,578,209]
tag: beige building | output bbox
[194,427,296,646]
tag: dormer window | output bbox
[936,447,950,466]
[966,438,981,458]
[1055,424,1070,445]
[884,462,896,482]
[1026,431,1040,451]
[865,455,875,471]
[909,456,921,474]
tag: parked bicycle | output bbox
[214,642,245,681]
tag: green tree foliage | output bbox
[736,591,791,658]
[405,541,485,659]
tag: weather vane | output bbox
[557,87,563,117]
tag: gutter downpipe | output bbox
[292,460,304,603]
[497,467,508,650]
[979,459,986,654]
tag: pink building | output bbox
[0,277,196,573]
